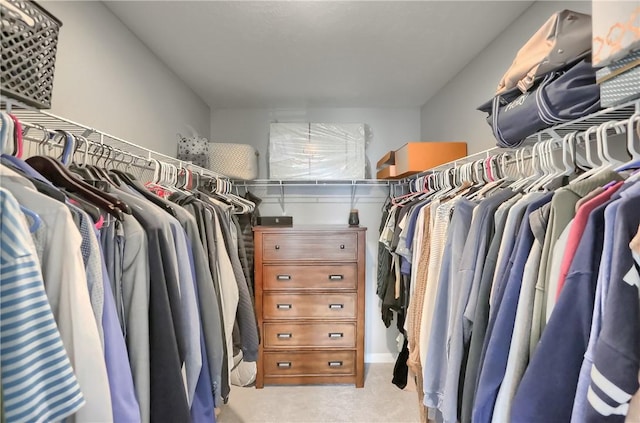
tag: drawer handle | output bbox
[277,362,292,368]
[277,275,291,281]
[328,332,344,338]
[277,333,292,339]
[275,245,280,250]
[329,274,344,281]
[328,361,343,367]
[329,304,344,309]
[277,304,292,310]
[340,244,345,249]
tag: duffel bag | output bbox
[478,58,600,148]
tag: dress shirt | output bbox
[0,188,85,423]
[419,198,455,380]
[423,199,475,409]
[0,164,113,423]
[100,219,125,329]
[472,193,552,423]
[406,205,431,364]
[187,240,216,422]
[405,205,431,422]
[170,193,226,407]
[170,220,202,405]
[99,249,142,423]
[69,205,105,347]
[117,213,151,423]
[110,186,190,422]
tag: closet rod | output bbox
[398,146,512,184]
[234,179,391,187]
[1,96,227,181]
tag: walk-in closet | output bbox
[1,1,640,422]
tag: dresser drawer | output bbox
[263,293,357,320]
[263,264,357,291]
[263,351,356,376]
[264,322,356,348]
[262,233,357,261]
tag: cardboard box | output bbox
[394,142,467,178]
[375,150,396,179]
[376,151,395,169]
[376,165,397,179]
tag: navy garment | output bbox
[511,198,610,423]
[460,195,522,423]
[473,194,541,408]
[586,192,640,422]
[472,193,553,423]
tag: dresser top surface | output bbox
[253,225,367,233]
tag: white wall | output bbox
[212,107,421,362]
[42,1,210,156]
[420,0,592,154]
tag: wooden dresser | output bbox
[253,225,367,388]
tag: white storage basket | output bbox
[209,143,259,180]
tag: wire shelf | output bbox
[523,99,640,142]
[1,96,226,180]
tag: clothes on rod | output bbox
[0,112,261,423]
[379,147,640,423]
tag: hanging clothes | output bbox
[378,148,640,423]
[0,112,259,423]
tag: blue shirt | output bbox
[511,194,610,423]
[400,200,430,275]
[188,238,216,422]
[423,199,475,409]
[472,193,552,423]
[441,189,516,423]
[99,241,142,423]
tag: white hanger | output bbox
[561,132,577,176]
[571,125,603,184]
[628,113,640,160]
[525,140,548,192]
[601,120,628,167]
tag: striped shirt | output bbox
[0,188,85,422]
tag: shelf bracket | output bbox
[279,183,286,214]
[351,183,356,209]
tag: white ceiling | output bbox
[105,1,534,109]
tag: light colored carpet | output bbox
[217,363,420,423]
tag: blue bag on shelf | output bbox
[478,58,601,148]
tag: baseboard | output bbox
[365,353,396,363]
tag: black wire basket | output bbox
[1,0,62,109]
